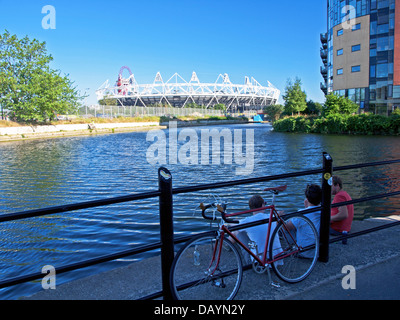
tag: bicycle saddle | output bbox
[264,185,287,194]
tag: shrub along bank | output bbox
[273,113,400,136]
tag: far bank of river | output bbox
[0,119,249,142]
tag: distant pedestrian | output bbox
[330,176,354,235]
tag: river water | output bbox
[0,123,399,299]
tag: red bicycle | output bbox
[169,186,319,300]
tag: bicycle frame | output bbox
[211,204,300,273]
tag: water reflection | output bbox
[0,124,399,299]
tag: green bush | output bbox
[273,113,400,136]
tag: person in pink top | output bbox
[330,176,354,235]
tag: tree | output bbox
[0,30,83,122]
[213,103,226,111]
[263,104,284,123]
[282,77,307,116]
[323,93,359,116]
[305,100,323,115]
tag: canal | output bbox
[0,123,399,299]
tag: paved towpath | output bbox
[23,216,400,300]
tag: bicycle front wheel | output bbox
[269,215,319,283]
[170,234,243,300]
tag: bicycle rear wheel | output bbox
[269,215,319,283]
[170,234,243,300]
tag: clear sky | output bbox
[0,0,327,105]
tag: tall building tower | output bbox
[321,0,400,115]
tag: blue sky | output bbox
[0,0,327,105]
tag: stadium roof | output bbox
[96,68,280,110]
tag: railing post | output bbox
[158,167,174,300]
[319,152,333,262]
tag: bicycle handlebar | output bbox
[199,202,239,224]
[199,186,286,225]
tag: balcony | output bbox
[320,67,328,80]
[320,32,328,44]
[320,48,328,60]
[320,82,328,95]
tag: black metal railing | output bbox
[1,153,400,300]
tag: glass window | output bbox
[377,37,389,51]
[349,88,356,102]
[370,21,377,35]
[378,0,389,9]
[377,23,389,34]
[352,23,361,31]
[371,0,377,10]
[337,68,344,75]
[337,48,344,55]
[389,36,394,50]
[378,13,389,25]
[370,48,377,57]
[388,63,393,75]
[393,86,400,99]
[370,90,376,100]
[337,29,343,36]
[360,88,365,100]
[370,65,376,77]
[352,65,361,72]
[357,0,362,15]
[377,63,388,78]
[352,44,361,52]
[389,13,395,29]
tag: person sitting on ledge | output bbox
[330,176,354,236]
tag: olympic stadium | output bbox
[96,67,280,111]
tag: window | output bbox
[337,48,344,56]
[393,86,400,99]
[370,65,376,77]
[377,64,388,78]
[352,44,361,52]
[390,13,395,30]
[378,0,389,9]
[377,23,389,34]
[377,37,389,51]
[376,63,394,78]
[337,29,343,36]
[370,21,377,35]
[352,65,361,72]
[352,23,361,31]
[337,68,344,75]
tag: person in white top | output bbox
[285,184,322,258]
[231,195,280,263]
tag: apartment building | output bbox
[321,0,400,114]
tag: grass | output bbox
[0,120,23,127]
